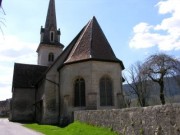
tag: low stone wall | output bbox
[0,99,10,117]
[74,104,180,135]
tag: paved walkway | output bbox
[0,118,43,135]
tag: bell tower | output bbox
[37,0,64,66]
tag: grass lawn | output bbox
[24,121,118,135]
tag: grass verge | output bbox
[24,121,118,135]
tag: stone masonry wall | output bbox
[0,99,10,117]
[74,103,180,135]
[59,61,123,125]
[10,88,35,122]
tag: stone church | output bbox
[9,0,124,125]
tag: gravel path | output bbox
[0,118,43,135]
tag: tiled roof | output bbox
[64,16,124,69]
[49,24,88,71]
[12,63,48,88]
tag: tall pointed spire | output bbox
[39,0,63,46]
[45,0,57,30]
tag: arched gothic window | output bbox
[48,53,54,62]
[100,76,113,106]
[74,78,86,107]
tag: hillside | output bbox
[123,76,180,106]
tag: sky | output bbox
[0,0,180,100]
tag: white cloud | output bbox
[157,0,180,15]
[0,35,37,63]
[133,23,153,33]
[0,66,13,100]
[0,86,12,100]
[129,0,180,51]
[0,35,36,51]
[0,35,37,100]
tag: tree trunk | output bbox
[137,96,143,107]
[159,81,165,105]
[142,97,146,107]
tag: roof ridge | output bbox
[89,17,94,58]
[14,63,48,67]
[65,20,92,62]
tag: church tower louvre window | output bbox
[50,31,55,42]
[48,52,54,62]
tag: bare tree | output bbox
[124,62,150,107]
[141,53,180,105]
[0,1,6,35]
[124,96,131,108]
[0,17,5,35]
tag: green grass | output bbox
[24,121,118,135]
